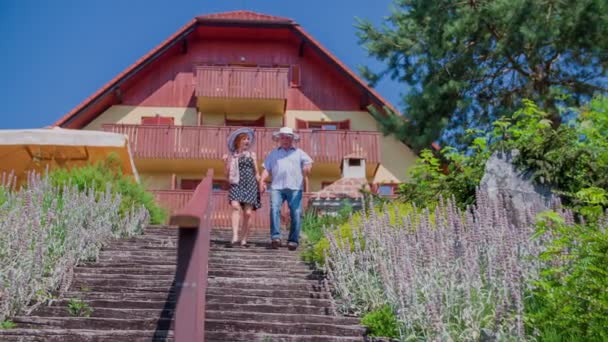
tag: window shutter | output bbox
[290,65,301,87]
[180,179,201,190]
[141,116,174,125]
[295,118,308,129]
[338,119,351,130]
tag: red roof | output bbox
[54,11,399,127]
[197,10,292,23]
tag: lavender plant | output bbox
[0,172,149,321]
[325,192,550,341]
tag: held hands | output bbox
[222,154,229,162]
[259,182,267,194]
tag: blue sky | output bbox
[0,0,404,129]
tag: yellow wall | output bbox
[84,105,199,130]
[286,110,416,183]
[85,104,283,129]
[202,112,282,127]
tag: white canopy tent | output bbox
[0,127,139,186]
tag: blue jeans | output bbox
[270,189,303,244]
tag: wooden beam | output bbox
[298,40,305,57]
[114,87,123,104]
[181,39,188,54]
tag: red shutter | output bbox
[338,119,351,130]
[295,118,308,129]
[141,116,174,125]
[180,179,201,190]
[290,65,301,87]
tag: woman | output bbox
[222,127,261,247]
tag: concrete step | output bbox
[12,316,172,331]
[33,306,173,319]
[0,328,172,342]
[205,319,365,336]
[205,302,333,315]
[51,299,173,310]
[205,331,363,342]
[205,287,330,299]
[205,294,333,308]
[205,310,359,325]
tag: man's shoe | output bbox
[287,242,298,251]
[271,239,281,249]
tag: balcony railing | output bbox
[155,190,312,228]
[103,124,381,164]
[195,65,289,100]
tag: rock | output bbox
[479,150,553,226]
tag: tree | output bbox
[358,0,608,150]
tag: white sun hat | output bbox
[271,127,300,142]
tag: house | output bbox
[54,10,417,226]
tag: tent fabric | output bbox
[0,127,139,186]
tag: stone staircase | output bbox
[0,227,365,341]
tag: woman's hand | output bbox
[259,182,267,194]
[222,154,229,162]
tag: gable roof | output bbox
[54,10,399,128]
[197,10,293,23]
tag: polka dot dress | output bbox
[228,155,261,210]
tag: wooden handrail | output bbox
[169,169,214,342]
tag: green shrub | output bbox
[527,211,608,340]
[67,298,93,317]
[48,154,166,224]
[310,202,418,265]
[301,203,352,264]
[361,305,400,339]
[399,96,608,219]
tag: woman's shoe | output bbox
[226,240,239,248]
[240,240,250,248]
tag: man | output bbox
[259,127,313,251]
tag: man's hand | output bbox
[303,164,312,176]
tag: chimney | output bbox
[341,154,366,178]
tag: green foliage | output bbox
[49,154,166,224]
[309,202,417,265]
[358,0,608,149]
[67,298,93,317]
[300,203,353,264]
[493,97,608,217]
[398,137,488,207]
[361,305,400,339]
[0,320,16,329]
[0,186,7,206]
[527,212,608,340]
[398,97,608,217]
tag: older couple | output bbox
[222,127,312,250]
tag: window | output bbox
[348,159,362,167]
[377,184,397,196]
[295,119,350,130]
[141,115,174,125]
[212,180,229,192]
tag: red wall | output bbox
[121,36,362,111]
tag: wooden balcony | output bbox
[153,190,313,228]
[102,124,381,165]
[195,66,289,115]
